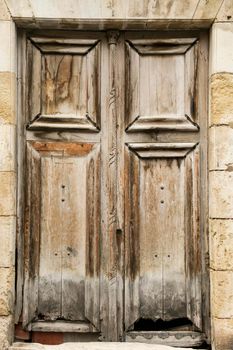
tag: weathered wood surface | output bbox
[125,35,199,132]
[124,31,208,341]
[27,35,101,131]
[19,30,208,346]
[23,142,100,329]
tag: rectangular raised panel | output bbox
[26,36,101,131]
[125,38,199,132]
[23,142,100,330]
[125,143,202,331]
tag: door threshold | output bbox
[10,343,206,350]
[126,331,206,348]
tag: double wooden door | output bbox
[18,30,209,347]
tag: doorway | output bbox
[16,29,209,347]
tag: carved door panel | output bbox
[123,32,209,347]
[19,30,209,346]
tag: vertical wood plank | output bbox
[61,156,87,321]
[27,39,41,122]
[85,145,101,329]
[106,30,120,342]
[124,150,140,331]
[198,31,209,340]
[15,30,27,323]
[185,42,198,123]
[125,42,139,128]
[87,42,100,126]
[38,155,63,320]
[23,143,41,328]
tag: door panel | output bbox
[125,143,201,330]
[125,37,199,131]
[123,31,208,346]
[26,36,100,131]
[23,142,100,329]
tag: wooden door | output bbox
[18,30,209,347]
[123,32,209,347]
[21,32,104,334]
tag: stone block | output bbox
[216,0,233,22]
[210,23,233,74]
[0,172,16,216]
[211,270,233,318]
[209,171,233,219]
[0,72,16,124]
[210,73,233,126]
[0,216,15,267]
[0,21,16,73]
[0,267,14,316]
[8,342,209,350]
[209,126,233,170]
[0,124,15,171]
[0,0,11,20]
[212,318,233,350]
[4,0,221,20]
[0,315,13,350]
[210,219,233,270]
[193,0,222,20]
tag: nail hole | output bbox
[154,254,158,258]
[168,255,170,257]
[161,186,164,190]
[55,253,58,256]
[62,185,65,189]
[67,253,70,256]
[160,200,164,204]
[62,199,65,202]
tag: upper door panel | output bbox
[125,35,199,132]
[26,33,103,131]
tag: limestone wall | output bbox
[209,18,233,350]
[0,1,16,348]
[0,0,233,349]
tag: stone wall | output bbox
[0,0,233,349]
[0,1,16,349]
[209,16,233,350]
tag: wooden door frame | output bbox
[15,26,210,346]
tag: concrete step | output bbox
[10,342,205,350]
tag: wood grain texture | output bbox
[19,30,209,346]
[23,142,100,329]
[124,31,208,345]
[125,36,199,132]
[27,35,101,131]
[124,144,201,329]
